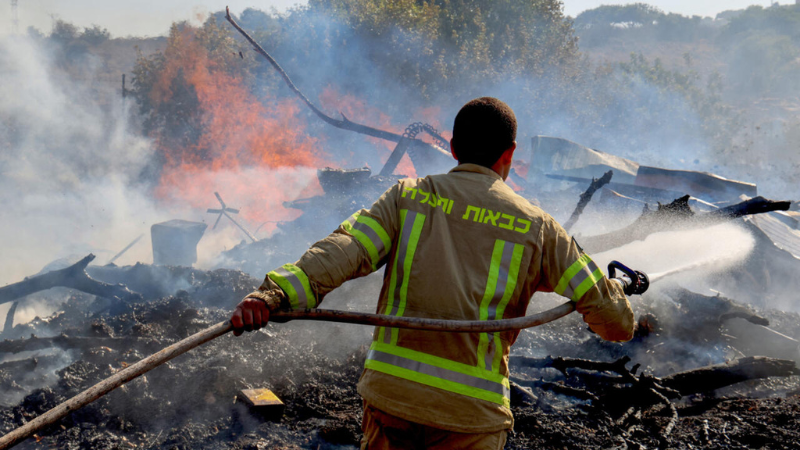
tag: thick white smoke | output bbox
[0,34,318,329]
[0,35,162,285]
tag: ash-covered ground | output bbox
[1,256,799,449]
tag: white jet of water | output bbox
[592,222,756,286]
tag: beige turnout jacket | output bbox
[254,163,634,433]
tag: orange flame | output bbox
[150,26,326,231]
[149,25,453,237]
[319,85,419,177]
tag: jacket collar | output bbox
[449,163,503,181]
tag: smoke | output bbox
[2,5,796,328]
[593,222,756,287]
[0,32,324,332]
[0,35,158,283]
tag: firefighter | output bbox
[231,97,634,449]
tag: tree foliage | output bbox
[125,1,800,196]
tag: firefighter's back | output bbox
[358,163,549,433]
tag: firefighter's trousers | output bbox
[360,403,507,450]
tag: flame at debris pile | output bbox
[149,25,328,228]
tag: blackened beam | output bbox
[546,173,686,200]
[0,254,142,306]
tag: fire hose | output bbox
[0,261,658,449]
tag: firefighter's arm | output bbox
[537,216,634,342]
[232,184,400,335]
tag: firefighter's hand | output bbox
[231,297,271,336]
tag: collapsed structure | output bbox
[2,126,799,448]
[1,15,800,450]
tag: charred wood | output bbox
[649,387,678,438]
[2,301,18,336]
[0,254,142,306]
[0,334,158,354]
[710,196,792,219]
[719,311,770,326]
[660,356,799,395]
[700,418,711,444]
[513,354,797,410]
[0,355,60,374]
[224,8,450,149]
[511,377,599,402]
[513,355,636,382]
[563,170,613,232]
[581,195,791,253]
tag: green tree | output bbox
[306,0,580,98]
[81,24,111,45]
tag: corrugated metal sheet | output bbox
[530,136,640,184]
[747,213,800,259]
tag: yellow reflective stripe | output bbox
[341,212,392,271]
[479,241,506,320]
[555,253,593,295]
[357,215,392,254]
[476,240,505,367]
[555,253,604,303]
[365,360,509,407]
[572,267,605,302]
[379,210,404,343]
[380,209,426,344]
[491,243,524,372]
[267,263,315,310]
[370,343,507,385]
[366,342,510,407]
[477,241,525,373]
[394,212,425,321]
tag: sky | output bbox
[0,0,790,38]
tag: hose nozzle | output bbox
[608,260,649,296]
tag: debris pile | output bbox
[1,244,799,449]
[2,28,799,446]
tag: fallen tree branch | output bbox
[581,195,791,253]
[513,355,636,382]
[0,254,142,306]
[2,301,18,336]
[512,377,599,401]
[0,355,60,373]
[0,334,158,354]
[225,7,417,144]
[563,170,613,232]
[710,196,792,219]
[649,388,678,438]
[660,356,799,395]
[719,311,769,326]
[513,355,797,407]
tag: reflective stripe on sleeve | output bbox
[477,240,525,372]
[379,209,425,345]
[267,263,316,310]
[341,212,392,271]
[554,254,604,302]
[365,342,510,407]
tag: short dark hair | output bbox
[452,97,517,167]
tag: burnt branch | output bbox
[563,170,613,232]
[719,311,770,326]
[513,355,636,382]
[649,388,678,438]
[581,195,791,253]
[224,7,403,143]
[2,301,18,336]
[0,334,159,354]
[660,356,799,395]
[709,196,792,219]
[0,254,141,306]
[514,378,600,402]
